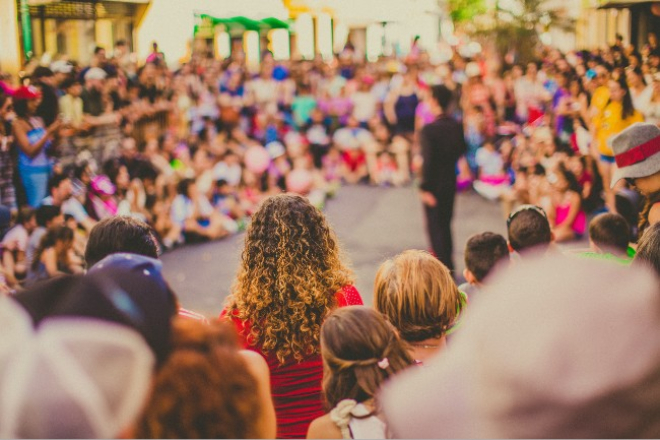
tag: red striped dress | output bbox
[223,285,363,439]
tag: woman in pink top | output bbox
[548,163,586,242]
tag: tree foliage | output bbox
[452,0,576,63]
[448,0,487,23]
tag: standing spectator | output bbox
[32,66,59,127]
[0,93,15,210]
[419,85,467,271]
[12,86,60,207]
[593,75,643,210]
[514,62,547,123]
[610,123,660,234]
[81,67,120,166]
[223,194,362,438]
[49,60,73,96]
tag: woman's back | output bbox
[229,286,362,438]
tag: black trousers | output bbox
[424,189,456,272]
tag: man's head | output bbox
[35,205,63,229]
[93,46,106,65]
[430,84,453,113]
[61,78,82,98]
[48,173,72,204]
[464,232,510,285]
[120,137,138,160]
[84,216,160,269]
[32,66,55,87]
[17,207,37,233]
[84,67,107,91]
[589,213,630,256]
[507,205,553,254]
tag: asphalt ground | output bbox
[162,185,510,317]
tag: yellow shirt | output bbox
[591,86,610,113]
[594,101,644,156]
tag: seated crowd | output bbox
[1,33,660,440]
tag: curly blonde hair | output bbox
[226,194,354,365]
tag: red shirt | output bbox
[223,285,363,439]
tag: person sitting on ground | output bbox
[458,232,510,300]
[374,249,464,364]
[27,225,82,285]
[585,213,632,263]
[42,172,96,233]
[546,163,587,242]
[25,205,63,270]
[634,222,660,278]
[170,178,227,244]
[1,207,36,287]
[306,306,413,439]
[223,194,363,439]
[506,204,554,256]
[135,318,276,439]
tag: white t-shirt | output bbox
[476,148,504,176]
[170,195,214,227]
[213,162,242,186]
[42,196,89,224]
[352,92,378,122]
[333,127,374,150]
[1,225,29,252]
[631,85,654,119]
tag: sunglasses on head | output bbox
[507,204,547,228]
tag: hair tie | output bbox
[377,357,389,370]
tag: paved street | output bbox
[162,186,507,317]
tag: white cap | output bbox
[0,298,154,439]
[266,141,286,159]
[51,60,73,74]
[465,61,481,78]
[85,67,107,81]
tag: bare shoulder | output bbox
[238,350,270,379]
[307,414,342,439]
[649,203,660,225]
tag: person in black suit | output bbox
[419,85,466,272]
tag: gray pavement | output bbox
[162,186,507,317]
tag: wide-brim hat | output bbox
[611,122,660,188]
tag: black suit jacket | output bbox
[419,115,467,195]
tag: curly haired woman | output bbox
[223,193,363,438]
[135,318,276,439]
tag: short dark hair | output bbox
[589,213,630,254]
[94,46,105,55]
[177,178,196,197]
[17,207,36,225]
[35,205,61,227]
[507,206,552,253]
[48,172,70,193]
[84,216,159,268]
[464,232,509,282]
[61,77,81,90]
[431,84,453,111]
[32,66,54,80]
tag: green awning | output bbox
[195,14,289,36]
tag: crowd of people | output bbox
[0,28,660,439]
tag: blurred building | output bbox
[577,0,660,49]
